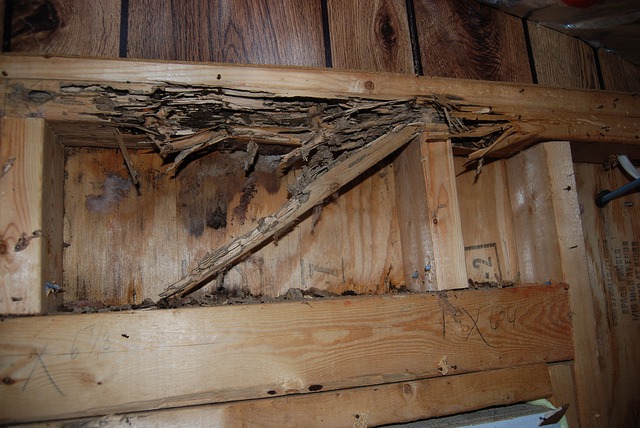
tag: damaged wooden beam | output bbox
[0,283,572,423]
[1,55,638,162]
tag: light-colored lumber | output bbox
[23,364,553,427]
[0,283,572,423]
[0,55,638,158]
[160,124,422,298]
[394,135,467,291]
[506,142,606,427]
[454,158,519,285]
[548,362,579,428]
[0,117,63,314]
[574,162,640,428]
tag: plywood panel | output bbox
[127,0,325,66]
[527,22,600,89]
[327,0,413,73]
[0,284,572,422]
[414,0,532,83]
[455,158,519,285]
[63,148,180,305]
[574,162,640,428]
[10,0,120,57]
[22,365,553,427]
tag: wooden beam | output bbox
[0,55,638,155]
[394,135,467,291]
[548,362,580,428]
[0,284,572,423]
[22,364,553,427]
[506,142,606,427]
[0,118,63,314]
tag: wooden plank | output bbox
[0,117,49,314]
[394,136,467,291]
[41,124,64,314]
[598,48,640,93]
[2,57,636,160]
[127,0,325,66]
[527,22,600,90]
[9,0,120,57]
[327,0,413,73]
[454,158,519,285]
[574,162,640,428]
[414,0,532,83]
[548,362,579,428]
[506,142,607,427]
[22,364,553,427]
[0,284,572,422]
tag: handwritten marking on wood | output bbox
[0,284,572,423]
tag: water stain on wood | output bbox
[85,173,132,213]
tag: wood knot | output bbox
[375,8,396,49]
[364,81,375,91]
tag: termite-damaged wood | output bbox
[160,124,425,298]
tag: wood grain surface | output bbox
[598,48,640,93]
[0,118,49,314]
[574,162,640,428]
[0,284,572,423]
[9,0,120,57]
[21,364,553,427]
[127,0,325,66]
[414,0,532,83]
[327,0,413,73]
[454,158,519,285]
[507,142,608,428]
[527,22,600,89]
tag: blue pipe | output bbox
[596,177,640,207]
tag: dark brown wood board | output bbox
[527,22,600,90]
[8,0,120,57]
[127,0,325,66]
[413,0,532,83]
[598,48,640,93]
[326,0,413,73]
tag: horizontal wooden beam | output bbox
[0,284,572,423]
[0,55,638,158]
[23,364,553,427]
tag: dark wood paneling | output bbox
[414,0,532,83]
[527,22,599,89]
[10,0,120,57]
[326,0,413,73]
[598,48,640,92]
[127,0,325,66]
